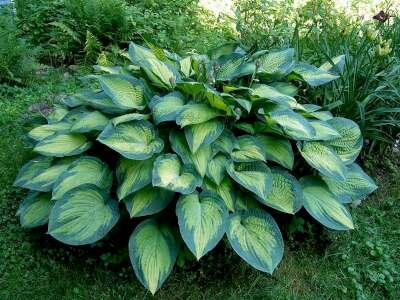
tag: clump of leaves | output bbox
[14,42,377,294]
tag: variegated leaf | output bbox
[176,191,228,259]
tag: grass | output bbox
[0,69,399,299]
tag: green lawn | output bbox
[0,70,399,299]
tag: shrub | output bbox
[14,0,235,64]
[0,5,37,84]
[14,0,130,64]
[125,0,235,54]
[14,42,377,294]
[234,0,296,49]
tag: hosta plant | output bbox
[14,42,377,294]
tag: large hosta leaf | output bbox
[254,48,294,76]
[203,177,235,212]
[227,209,284,273]
[227,161,272,199]
[48,184,120,245]
[176,104,222,127]
[70,110,109,133]
[28,122,71,141]
[234,191,262,211]
[292,62,339,87]
[176,192,228,259]
[270,82,298,97]
[149,91,185,124]
[326,117,363,164]
[52,156,112,201]
[116,158,154,200]
[215,54,254,81]
[110,113,150,125]
[17,192,54,228]
[14,156,72,192]
[309,120,341,141]
[251,84,298,108]
[128,42,158,64]
[75,91,127,114]
[319,55,346,73]
[261,168,303,214]
[204,86,232,113]
[129,219,178,294]
[34,133,92,157]
[212,130,239,155]
[170,131,211,177]
[321,163,377,203]
[46,104,69,124]
[124,186,174,217]
[206,154,228,185]
[152,154,201,194]
[140,58,178,90]
[231,135,266,162]
[98,74,146,110]
[267,109,315,140]
[300,176,354,230]
[97,120,164,160]
[184,119,224,153]
[297,141,347,181]
[255,135,294,169]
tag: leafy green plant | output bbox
[295,13,400,153]
[234,0,296,49]
[14,42,377,294]
[14,0,235,64]
[0,6,38,84]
